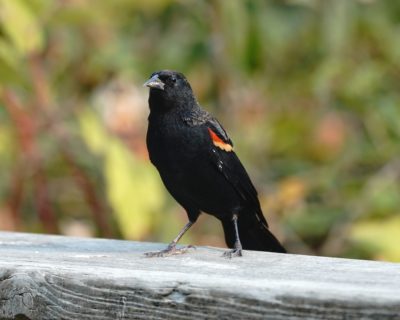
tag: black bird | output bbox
[144,70,285,257]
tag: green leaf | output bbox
[78,109,109,156]
[0,39,26,85]
[0,39,19,69]
[351,216,400,262]
[78,110,165,239]
[0,0,44,55]
[104,140,164,239]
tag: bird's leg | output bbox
[145,221,195,257]
[223,214,243,258]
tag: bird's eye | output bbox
[171,77,177,84]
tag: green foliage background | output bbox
[1,0,399,261]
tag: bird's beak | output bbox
[143,74,165,91]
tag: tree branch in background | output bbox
[27,54,114,237]
[2,90,59,233]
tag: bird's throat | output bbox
[148,90,196,115]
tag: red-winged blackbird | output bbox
[144,70,286,257]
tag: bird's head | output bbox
[144,70,196,112]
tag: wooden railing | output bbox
[0,232,399,319]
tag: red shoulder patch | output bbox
[208,128,233,152]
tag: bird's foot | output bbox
[222,248,243,259]
[144,244,195,258]
[223,239,243,258]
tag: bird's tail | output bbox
[221,212,286,253]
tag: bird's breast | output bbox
[147,117,207,174]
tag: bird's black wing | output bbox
[204,117,269,228]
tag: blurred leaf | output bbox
[322,0,353,56]
[78,109,109,156]
[0,125,14,199]
[78,110,165,239]
[0,39,25,84]
[0,39,19,70]
[104,141,165,240]
[288,208,343,246]
[351,216,400,262]
[364,175,400,217]
[343,62,385,99]
[0,0,44,55]
[277,177,307,209]
[0,125,14,159]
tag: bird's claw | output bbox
[144,244,196,258]
[223,248,243,259]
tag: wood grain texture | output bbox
[0,232,399,320]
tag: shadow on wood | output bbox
[0,232,399,319]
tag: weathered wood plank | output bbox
[0,232,399,320]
